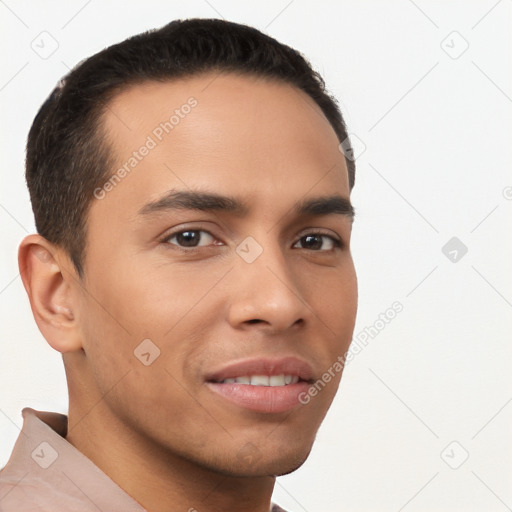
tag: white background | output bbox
[1,1,511,511]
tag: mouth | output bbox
[204,357,315,414]
[214,374,302,386]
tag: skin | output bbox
[19,72,357,512]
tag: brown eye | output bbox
[164,230,216,249]
[294,233,341,251]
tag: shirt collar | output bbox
[0,407,146,511]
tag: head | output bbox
[20,18,357,477]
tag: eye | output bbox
[293,233,341,251]
[161,229,342,253]
[163,229,219,249]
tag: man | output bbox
[0,18,357,512]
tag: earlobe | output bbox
[18,234,82,353]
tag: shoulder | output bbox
[271,503,290,512]
[0,469,75,511]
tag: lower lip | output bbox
[205,381,311,413]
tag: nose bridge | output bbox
[228,232,309,329]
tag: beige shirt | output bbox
[0,408,287,512]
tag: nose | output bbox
[227,236,311,333]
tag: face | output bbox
[71,73,357,476]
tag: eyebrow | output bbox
[138,190,355,220]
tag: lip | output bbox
[204,356,315,383]
[204,356,315,414]
[206,381,311,413]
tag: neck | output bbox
[65,400,276,512]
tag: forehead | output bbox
[93,73,349,222]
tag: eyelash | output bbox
[160,229,342,253]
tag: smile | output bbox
[204,356,315,414]
[217,375,300,386]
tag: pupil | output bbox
[177,231,199,247]
[303,235,321,250]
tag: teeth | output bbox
[269,375,285,386]
[219,374,299,386]
[250,375,270,386]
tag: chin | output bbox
[269,450,311,477]
[205,441,314,478]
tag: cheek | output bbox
[311,261,357,334]
[83,256,189,339]
[78,258,227,389]
[114,248,220,308]
[77,294,135,392]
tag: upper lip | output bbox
[205,356,315,383]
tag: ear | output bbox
[18,234,83,353]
